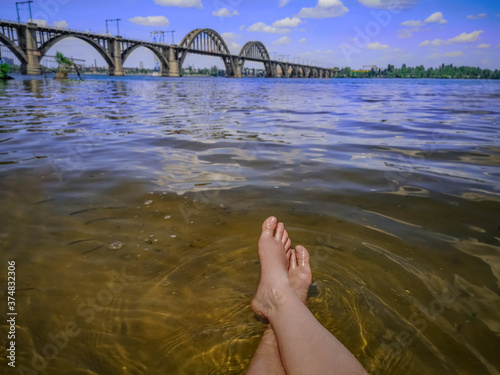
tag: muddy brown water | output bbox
[0,76,499,374]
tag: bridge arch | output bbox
[122,43,169,73]
[290,65,306,78]
[238,41,275,77]
[38,34,115,69]
[276,62,289,77]
[239,41,270,61]
[0,34,27,65]
[178,28,234,75]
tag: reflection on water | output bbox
[0,76,499,374]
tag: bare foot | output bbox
[288,245,312,305]
[251,217,294,319]
[274,221,311,305]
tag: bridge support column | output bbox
[109,37,124,76]
[168,47,180,77]
[19,23,41,75]
[160,65,169,77]
[266,62,278,78]
[159,48,169,77]
[230,56,242,78]
[281,64,289,78]
[235,65,242,78]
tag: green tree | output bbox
[0,62,11,80]
[55,51,72,79]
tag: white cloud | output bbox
[221,32,240,41]
[247,22,289,34]
[419,30,484,47]
[227,42,241,54]
[153,0,203,9]
[357,0,416,9]
[401,12,446,28]
[299,38,307,43]
[212,8,239,17]
[444,51,464,57]
[418,39,445,47]
[467,13,487,20]
[297,0,348,18]
[325,50,334,54]
[400,11,447,38]
[366,42,389,50]
[239,24,245,31]
[397,29,412,39]
[31,19,48,26]
[400,20,422,27]
[273,36,291,46]
[279,0,290,7]
[129,16,170,27]
[53,20,68,28]
[424,11,447,24]
[272,17,302,28]
[477,43,490,49]
[448,30,484,43]
[425,52,440,60]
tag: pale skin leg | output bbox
[250,217,368,375]
[246,223,312,375]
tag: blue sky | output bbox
[1,0,499,70]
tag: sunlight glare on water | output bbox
[0,76,499,374]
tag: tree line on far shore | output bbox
[336,64,500,79]
[2,58,499,80]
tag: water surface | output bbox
[0,76,499,374]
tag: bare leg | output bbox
[247,223,312,375]
[251,217,367,375]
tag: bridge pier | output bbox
[109,37,124,76]
[231,56,243,78]
[19,23,41,75]
[159,48,170,77]
[168,47,180,77]
[278,63,289,78]
[235,65,242,78]
[160,66,169,77]
[266,62,278,78]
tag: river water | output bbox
[0,75,499,374]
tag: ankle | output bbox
[263,285,296,316]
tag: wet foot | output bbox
[288,245,312,305]
[251,217,294,319]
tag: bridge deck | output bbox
[0,20,334,77]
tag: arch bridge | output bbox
[0,20,334,78]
